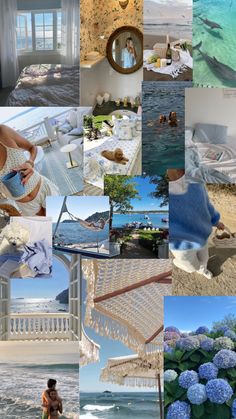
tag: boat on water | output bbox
[161,218,169,223]
[144,215,150,220]
[125,221,153,229]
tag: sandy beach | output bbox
[172,188,236,296]
[0,341,79,364]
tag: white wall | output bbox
[185,88,236,136]
[80,58,142,107]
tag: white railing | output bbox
[9,313,70,341]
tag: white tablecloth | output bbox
[144,49,193,78]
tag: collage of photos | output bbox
[0,0,236,418]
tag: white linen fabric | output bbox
[144,49,192,78]
[0,0,19,87]
[185,129,236,183]
[6,65,80,106]
[61,0,80,65]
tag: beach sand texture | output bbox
[172,188,236,296]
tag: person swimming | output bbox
[168,112,178,127]
[159,114,167,123]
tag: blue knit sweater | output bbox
[170,183,220,250]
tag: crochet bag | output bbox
[212,227,236,248]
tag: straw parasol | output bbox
[100,352,164,419]
[82,259,172,358]
[80,326,100,367]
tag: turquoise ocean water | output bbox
[193,0,236,87]
[80,392,160,419]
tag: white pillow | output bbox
[68,110,77,128]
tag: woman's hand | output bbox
[216,221,225,230]
[13,162,34,185]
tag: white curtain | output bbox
[61,0,80,66]
[0,0,19,87]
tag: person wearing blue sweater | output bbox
[169,169,225,279]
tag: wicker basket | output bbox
[212,227,236,248]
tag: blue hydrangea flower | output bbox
[195,326,209,334]
[165,326,180,334]
[179,370,199,389]
[164,369,178,382]
[176,337,200,351]
[187,383,207,405]
[206,378,233,404]
[232,399,236,418]
[164,342,173,353]
[214,337,234,351]
[164,331,181,341]
[166,401,191,419]
[225,330,236,341]
[200,337,214,352]
[216,326,230,333]
[198,362,218,380]
[213,349,236,369]
[195,334,208,342]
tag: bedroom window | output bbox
[16,10,62,53]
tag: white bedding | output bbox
[196,142,236,182]
[7,64,80,106]
[185,129,236,183]
[84,135,141,189]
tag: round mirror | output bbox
[106,26,143,74]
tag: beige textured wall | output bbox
[80,0,143,60]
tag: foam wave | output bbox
[82,404,115,412]
[80,414,99,419]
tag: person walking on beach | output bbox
[42,379,62,419]
[168,169,225,279]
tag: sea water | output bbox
[142,82,190,175]
[113,213,169,228]
[53,222,109,246]
[0,364,79,418]
[144,23,192,40]
[80,392,160,419]
[193,0,236,87]
[11,298,68,314]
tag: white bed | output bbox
[185,127,236,183]
[7,64,80,106]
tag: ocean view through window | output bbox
[16,10,62,52]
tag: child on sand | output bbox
[168,169,225,279]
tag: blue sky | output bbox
[164,296,236,332]
[80,279,154,393]
[11,257,69,298]
[122,176,168,211]
[46,196,110,223]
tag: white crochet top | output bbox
[0,143,41,200]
